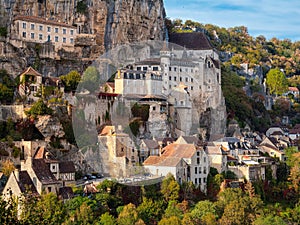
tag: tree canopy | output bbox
[266,68,288,96]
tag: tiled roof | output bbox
[162,143,196,158]
[135,58,161,65]
[206,145,222,155]
[143,156,181,167]
[59,161,76,173]
[178,136,199,144]
[169,33,213,50]
[32,159,59,185]
[142,139,159,149]
[18,171,38,194]
[289,87,299,92]
[19,66,42,77]
[14,16,76,28]
[99,126,114,136]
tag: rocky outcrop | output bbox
[35,115,65,140]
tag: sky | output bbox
[164,0,300,42]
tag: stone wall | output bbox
[0,105,25,121]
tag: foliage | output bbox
[0,27,7,37]
[99,212,116,225]
[76,0,88,14]
[117,203,140,225]
[253,215,287,225]
[160,173,180,202]
[79,66,100,93]
[25,99,53,117]
[266,68,288,96]
[137,197,164,224]
[131,103,150,121]
[60,70,81,92]
[1,160,15,177]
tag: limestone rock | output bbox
[35,115,65,140]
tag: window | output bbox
[39,34,43,40]
[204,157,206,163]
[30,33,34,39]
[39,25,43,31]
[55,36,58,42]
[191,86,193,91]
[136,67,141,71]
[30,24,35,30]
[185,77,188,82]
[169,76,171,81]
[70,38,74,44]
[47,35,51,41]
[47,187,52,193]
[52,165,55,170]
[153,106,156,111]
[153,66,158,71]
[121,147,124,152]
[70,29,74,35]
[204,168,207,174]
[197,152,200,156]
[180,77,182,82]
[22,22,26,29]
[169,67,171,71]
[191,78,194,83]
[203,178,206,183]
[174,77,177,81]
[55,27,58,33]
[47,26,51,32]
[195,167,197,174]
[132,148,135,153]
[197,157,200,164]
[174,67,177,72]
[199,167,202,174]
[63,28,66,34]
[199,178,201,184]
[22,32,26,38]
[195,178,197,184]
[63,37,66,43]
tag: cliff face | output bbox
[2,0,165,51]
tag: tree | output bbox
[137,197,164,224]
[160,174,180,202]
[266,68,288,96]
[253,215,287,225]
[158,216,181,225]
[25,99,53,117]
[98,212,116,225]
[190,200,217,223]
[117,203,140,225]
[60,70,81,92]
[79,66,100,93]
[1,160,15,177]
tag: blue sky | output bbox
[164,0,300,42]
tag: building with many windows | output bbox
[11,16,77,49]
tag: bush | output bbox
[25,99,53,117]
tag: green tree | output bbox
[98,212,116,225]
[266,68,288,96]
[60,70,81,92]
[25,99,53,117]
[190,200,217,224]
[117,203,140,225]
[253,215,287,225]
[137,197,164,224]
[160,173,180,202]
[80,66,100,93]
[158,216,181,225]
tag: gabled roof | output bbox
[19,66,42,77]
[32,159,59,185]
[176,136,199,145]
[142,139,159,149]
[288,87,299,92]
[169,33,213,50]
[206,145,225,155]
[99,126,114,136]
[59,161,76,173]
[18,171,38,194]
[162,143,197,159]
[143,156,182,167]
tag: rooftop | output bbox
[169,33,213,50]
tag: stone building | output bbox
[11,16,77,50]
[98,125,139,177]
